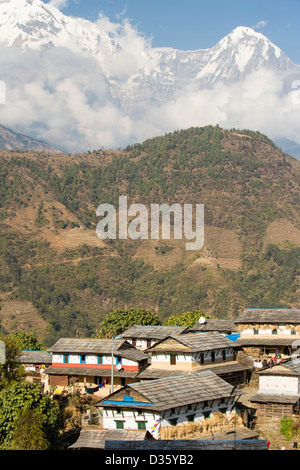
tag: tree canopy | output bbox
[0,381,60,450]
[92,308,161,338]
[163,310,210,328]
[10,331,44,351]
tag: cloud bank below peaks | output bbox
[0,10,299,153]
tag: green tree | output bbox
[10,331,44,351]
[0,382,60,449]
[0,335,25,390]
[11,407,49,450]
[163,310,210,328]
[92,308,161,338]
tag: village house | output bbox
[249,356,300,418]
[45,337,149,397]
[234,308,300,362]
[137,331,250,386]
[18,350,52,389]
[18,350,52,373]
[94,370,246,439]
[121,325,188,350]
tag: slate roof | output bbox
[47,338,148,362]
[45,367,138,378]
[98,370,241,412]
[18,350,52,364]
[136,361,249,380]
[69,429,153,450]
[235,337,297,346]
[105,438,268,451]
[235,309,300,324]
[145,332,237,354]
[249,393,300,405]
[190,319,237,333]
[121,325,188,340]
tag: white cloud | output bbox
[0,13,299,153]
[47,0,69,9]
[252,20,267,29]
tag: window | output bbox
[170,355,176,365]
[211,352,215,363]
[200,353,205,365]
[169,418,178,426]
[222,350,226,361]
[116,356,122,366]
[63,354,69,364]
[115,420,125,430]
[80,355,86,364]
[254,328,259,335]
[187,414,195,422]
[137,421,147,430]
[272,329,278,335]
[97,355,103,365]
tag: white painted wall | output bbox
[101,397,236,439]
[259,374,299,395]
[127,339,156,350]
[149,348,235,366]
[52,353,137,367]
[240,325,299,336]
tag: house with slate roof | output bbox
[235,308,300,361]
[121,325,188,350]
[249,357,300,418]
[45,338,149,396]
[18,350,52,389]
[139,331,250,386]
[95,370,244,439]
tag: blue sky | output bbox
[45,0,300,64]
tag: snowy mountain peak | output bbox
[220,26,283,59]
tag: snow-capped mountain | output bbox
[1,0,298,85]
[0,0,299,153]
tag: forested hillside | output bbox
[0,126,299,345]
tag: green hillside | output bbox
[0,126,299,345]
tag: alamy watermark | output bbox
[96,196,204,251]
